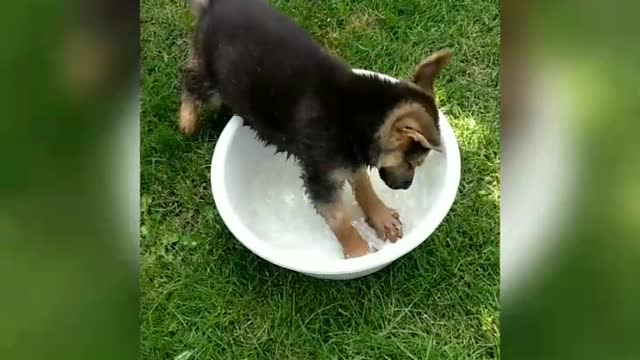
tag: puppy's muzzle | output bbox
[379,168,413,190]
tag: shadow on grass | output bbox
[198,104,235,139]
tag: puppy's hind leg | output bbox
[179,56,202,136]
[179,97,199,136]
[179,52,219,136]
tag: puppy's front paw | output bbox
[366,206,403,242]
[344,241,370,258]
[342,232,371,259]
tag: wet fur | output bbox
[182,0,444,208]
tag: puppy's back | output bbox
[196,0,350,127]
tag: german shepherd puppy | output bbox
[181,0,452,258]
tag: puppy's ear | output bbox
[394,117,444,153]
[404,128,444,153]
[413,49,453,96]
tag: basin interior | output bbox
[217,119,448,264]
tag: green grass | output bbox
[141,0,500,359]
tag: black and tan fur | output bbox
[181,0,452,258]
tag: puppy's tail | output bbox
[186,0,210,16]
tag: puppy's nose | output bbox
[400,178,413,189]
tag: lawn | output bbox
[141,0,500,359]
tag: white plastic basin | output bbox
[211,70,461,280]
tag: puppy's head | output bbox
[374,49,452,190]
